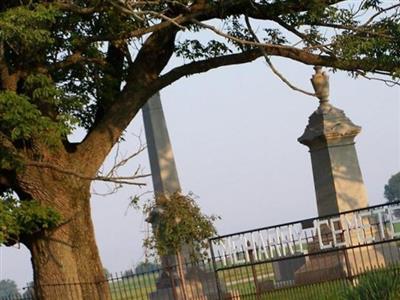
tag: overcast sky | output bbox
[1,55,399,289]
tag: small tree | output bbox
[144,192,219,260]
[385,172,400,203]
[144,192,218,299]
[0,279,19,298]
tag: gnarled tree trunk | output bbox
[18,157,110,300]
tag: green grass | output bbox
[107,264,400,300]
[265,282,348,300]
[109,273,157,300]
[227,279,350,300]
[218,263,274,284]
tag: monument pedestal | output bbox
[294,214,396,284]
[295,244,386,285]
[298,102,369,216]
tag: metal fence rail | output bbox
[2,259,220,300]
[209,201,400,299]
[4,263,400,300]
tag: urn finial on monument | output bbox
[298,67,368,216]
[311,66,330,106]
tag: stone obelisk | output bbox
[142,93,222,300]
[143,93,188,299]
[142,92,181,196]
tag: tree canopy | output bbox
[0,279,19,298]
[0,1,398,298]
[385,172,400,203]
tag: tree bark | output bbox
[19,159,110,300]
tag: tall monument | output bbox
[142,92,181,196]
[142,92,185,299]
[295,67,385,284]
[143,93,219,299]
[298,66,368,216]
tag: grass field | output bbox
[107,275,350,300]
[107,262,348,300]
[107,246,400,300]
[109,272,157,300]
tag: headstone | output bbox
[272,255,306,283]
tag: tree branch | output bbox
[157,38,396,93]
[82,0,345,42]
[199,0,346,21]
[51,51,107,71]
[75,27,178,173]
[156,50,262,91]
[25,160,149,186]
[54,1,104,14]
[363,3,400,27]
[244,16,316,97]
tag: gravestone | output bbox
[272,255,306,283]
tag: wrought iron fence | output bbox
[209,201,400,299]
[2,258,221,300]
[3,201,400,299]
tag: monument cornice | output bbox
[298,103,361,148]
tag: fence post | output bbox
[343,247,354,285]
[176,251,188,300]
[209,238,222,300]
[248,242,261,300]
[166,260,179,300]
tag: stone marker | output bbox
[298,66,368,216]
[142,92,181,196]
[295,67,386,284]
[143,93,225,299]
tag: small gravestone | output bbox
[272,254,306,283]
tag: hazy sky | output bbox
[1,56,399,289]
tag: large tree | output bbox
[0,0,398,299]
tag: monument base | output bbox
[294,244,389,285]
[272,254,306,282]
[294,252,346,285]
[150,280,206,300]
[150,265,232,300]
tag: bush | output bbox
[341,269,400,300]
[143,192,219,259]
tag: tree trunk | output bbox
[19,164,111,300]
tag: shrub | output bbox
[143,192,219,259]
[341,268,400,300]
